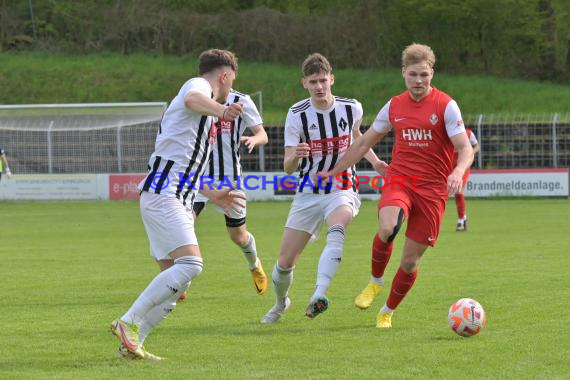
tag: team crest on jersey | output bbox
[429,113,438,125]
[338,117,348,131]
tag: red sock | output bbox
[386,267,418,310]
[371,233,393,278]
[455,193,466,219]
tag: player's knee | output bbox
[174,256,203,283]
[381,208,405,242]
[400,259,419,274]
[231,231,249,247]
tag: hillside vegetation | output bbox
[1,53,569,124]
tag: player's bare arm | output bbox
[473,143,480,155]
[283,144,310,174]
[352,120,388,175]
[240,124,268,153]
[184,91,243,120]
[448,133,474,196]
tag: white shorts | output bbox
[285,190,361,241]
[194,185,247,219]
[140,191,198,261]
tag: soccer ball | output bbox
[448,298,487,337]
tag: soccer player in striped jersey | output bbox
[193,89,269,295]
[319,44,474,329]
[261,53,385,323]
[110,49,246,360]
[454,128,479,231]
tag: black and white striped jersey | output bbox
[205,89,263,182]
[284,96,363,194]
[138,77,217,206]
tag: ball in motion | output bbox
[448,298,487,337]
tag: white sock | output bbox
[121,256,203,326]
[272,263,294,302]
[380,304,394,314]
[371,275,384,286]
[312,224,345,300]
[138,296,178,345]
[241,232,259,269]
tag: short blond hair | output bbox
[302,53,332,77]
[401,43,436,68]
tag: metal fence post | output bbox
[551,113,559,168]
[476,114,483,169]
[117,123,123,173]
[47,120,54,174]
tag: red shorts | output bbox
[462,169,471,187]
[378,184,446,247]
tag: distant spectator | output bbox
[0,147,12,180]
[453,128,480,231]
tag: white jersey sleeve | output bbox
[182,77,212,99]
[354,100,364,128]
[371,100,392,133]
[284,109,301,147]
[240,95,263,128]
[444,100,466,137]
[469,131,479,146]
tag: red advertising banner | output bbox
[109,174,146,200]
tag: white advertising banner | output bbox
[0,169,567,201]
[0,174,108,200]
[465,169,569,197]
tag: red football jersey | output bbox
[372,87,465,196]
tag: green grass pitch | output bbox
[0,199,569,379]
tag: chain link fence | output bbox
[1,106,568,174]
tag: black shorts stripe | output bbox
[154,159,175,194]
[142,156,162,192]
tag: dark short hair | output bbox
[302,53,332,77]
[198,49,238,75]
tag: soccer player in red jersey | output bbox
[319,43,474,328]
[453,128,479,231]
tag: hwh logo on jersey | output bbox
[402,129,433,141]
